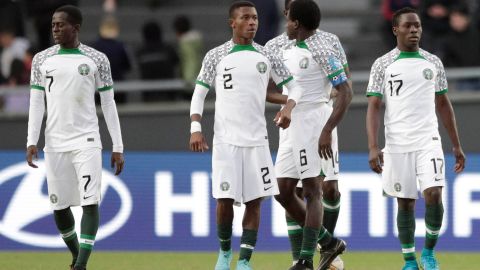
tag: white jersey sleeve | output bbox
[309,46,348,87]
[366,58,386,97]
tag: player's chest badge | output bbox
[78,63,90,76]
[299,57,309,69]
[423,68,433,80]
[256,62,267,74]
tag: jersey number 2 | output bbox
[223,74,233,89]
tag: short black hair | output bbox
[284,0,292,10]
[173,15,191,34]
[392,7,418,27]
[142,21,162,43]
[289,0,320,30]
[229,1,255,18]
[55,5,83,26]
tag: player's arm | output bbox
[366,96,383,173]
[320,81,352,159]
[26,88,45,168]
[99,89,124,175]
[266,78,287,104]
[435,93,465,173]
[190,83,209,152]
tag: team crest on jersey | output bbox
[256,62,267,74]
[50,194,58,204]
[220,182,230,191]
[423,68,434,80]
[299,57,309,69]
[394,183,402,192]
[78,64,90,76]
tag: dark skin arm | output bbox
[366,96,384,173]
[319,81,352,159]
[189,114,209,152]
[266,79,287,105]
[435,93,465,173]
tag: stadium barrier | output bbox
[1,151,479,251]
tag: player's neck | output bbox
[296,29,315,42]
[60,39,80,49]
[232,36,253,45]
[397,44,419,52]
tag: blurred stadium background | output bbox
[0,0,479,269]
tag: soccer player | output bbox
[189,2,304,270]
[26,5,124,270]
[265,0,350,269]
[267,0,352,269]
[366,7,465,270]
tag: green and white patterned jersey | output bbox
[265,30,349,105]
[196,40,293,146]
[366,48,448,153]
[30,44,113,152]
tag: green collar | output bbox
[229,43,257,54]
[296,40,308,49]
[395,50,425,60]
[58,47,83,55]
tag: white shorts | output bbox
[45,148,102,210]
[382,146,445,199]
[275,103,339,183]
[212,143,279,205]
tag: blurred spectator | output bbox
[419,0,457,58]
[0,0,25,37]
[25,0,79,50]
[0,28,29,84]
[173,15,203,88]
[250,0,280,45]
[137,21,178,80]
[381,0,419,50]
[92,15,131,103]
[443,4,480,91]
[137,20,179,102]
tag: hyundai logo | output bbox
[0,161,132,248]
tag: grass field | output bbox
[1,251,479,270]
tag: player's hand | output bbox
[318,129,333,159]
[368,148,384,174]
[190,132,209,152]
[453,146,466,173]
[111,152,124,175]
[26,145,38,168]
[274,100,295,129]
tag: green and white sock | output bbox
[54,208,79,265]
[322,197,340,234]
[317,226,333,249]
[75,205,99,268]
[239,229,257,262]
[425,203,444,250]
[397,209,416,262]
[217,223,232,252]
[299,227,319,263]
[286,216,303,262]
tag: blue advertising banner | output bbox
[0,151,479,251]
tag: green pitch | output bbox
[0,251,479,270]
